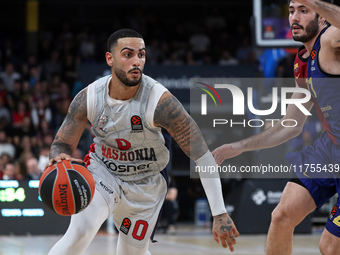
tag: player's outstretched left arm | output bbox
[154,91,239,252]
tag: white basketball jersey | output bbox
[86,74,170,181]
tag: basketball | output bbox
[39,160,95,216]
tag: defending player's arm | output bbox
[213,89,314,165]
[298,0,340,28]
[48,88,89,165]
[154,91,239,252]
[298,0,340,53]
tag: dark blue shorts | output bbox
[286,132,340,237]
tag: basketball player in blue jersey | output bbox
[46,29,239,254]
[213,0,340,254]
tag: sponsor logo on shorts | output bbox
[120,217,131,235]
[330,205,338,220]
[100,181,114,194]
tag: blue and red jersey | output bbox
[294,27,340,145]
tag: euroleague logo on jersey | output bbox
[310,50,317,60]
[131,115,143,131]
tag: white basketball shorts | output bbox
[87,159,167,248]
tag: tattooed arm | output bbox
[48,88,88,166]
[154,91,207,160]
[154,91,239,252]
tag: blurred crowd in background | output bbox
[0,3,314,185]
[0,5,260,181]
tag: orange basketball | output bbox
[39,160,95,216]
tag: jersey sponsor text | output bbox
[101,145,157,162]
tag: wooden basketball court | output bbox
[0,224,322,255]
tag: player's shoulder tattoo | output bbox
[68,87,88,119]
[154,92,208,159]
[154,92,184,129]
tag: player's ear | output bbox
[319,16,326,26]
[105,52,114,67]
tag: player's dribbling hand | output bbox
[212,213,239,252]
[45,153,83,170]
[212,143,243,165]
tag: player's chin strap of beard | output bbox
[195,151,227,216]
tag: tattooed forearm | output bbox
[49,88,88,159]
[154,92,208,160]
[49,140,73,159]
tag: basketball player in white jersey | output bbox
[47,29,239,255]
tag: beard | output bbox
[291,16,319,43]
[113,66,142,87]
